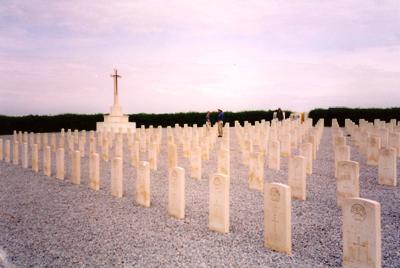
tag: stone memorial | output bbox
[79,137,86,157]
[5,140,10,163]
[248,152,264,192]
[342,198,381,268]
[50,133,56,152]
[89,153,100,191]
[299,142,313,175]
[264,182,291,255]
[217,148,230,178]
[288,156,306,201]
[242,139,252,165]
[148,141,158,170]
[335,145,351,178]
[71,150,81,185]
[378,148,397,186]
[167,143,177,171]
[306,135,317,160]
[111,157,123,197]
[280,134,291,157]
[268,140,280,170]
[337,160,359,207]
[102,139,109,162]
[56,148,64,180]
[130,141,140,167]
[43,146,51,176]
[190,146,202,180]
[12,141,19,165]
[22,142,28,168]
[168,167,185,219]
[367,136,381,166]
[96,69,135,133]
[209,173,230,233]
[32,144,39,172]
[136,161,151,207]
[388,132,400,156]
[201,139,210,161]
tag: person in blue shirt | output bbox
[217,109,224,137]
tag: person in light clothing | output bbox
[217,109,224,137]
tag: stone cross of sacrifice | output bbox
[111,69,121,105]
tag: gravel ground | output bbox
[0,127,399,267]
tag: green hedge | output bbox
[0,110,291,135]
[308,107,400,127]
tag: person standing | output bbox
[277,108,284,121]
[217,109,224,137]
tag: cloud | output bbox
[0,0,399,115]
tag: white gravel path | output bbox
[0,127,399,267]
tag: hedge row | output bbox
[308,107,400,127]
[0,110,291,135]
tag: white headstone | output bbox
[136,161,151,207]
[89,153,100,190]
[111,157,123,197]
[264,182,291,254]
[209,173,230,233]
[342,198,381,268]
[288,156,306,201]
[378,148,397,186]
[337,160,360,207]
[71,150,81,184]
[168,167,185,219]
[56,148,64,180]
[248,152,264,192]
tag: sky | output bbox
[0,0,399,115]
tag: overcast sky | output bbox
[0,0,399,115]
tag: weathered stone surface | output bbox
[217,148,230,178]
[388,132,400,156]
[5,140,11,163]
[280,134,291,157]
[56,148,64,180]
[167,143,177,171]
[337,160,359,207]
[102,139,109,162]
[136,161,151,207]
[342,198,381,268]
[268,140,280,170]
[264,182,291,255]
[242,139,252,165]
[130,141,139,167]
[367,136,381,166]
[148,142,158,170]
[168,167,185,219]
[22,142,28,168]
[89,153,100,191]
[335,145,351,178]
[378,148,397,186]
[43,146,51,176]
[190,146,202,180]
[248,152,264,192]
[71,150,80,185]
[209,173,229,233]
[288,156,306,201]
[299,142,313,175]
[32,144,39,172]
[111,157,123,197]
[12,141,19,165]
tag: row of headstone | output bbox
[332,120,382,267]
[341,118,398,187]
[1,120,381,266]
